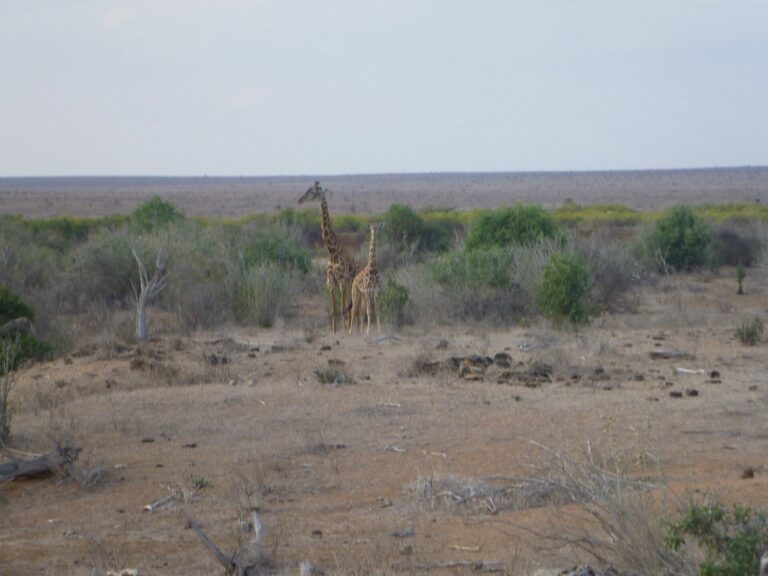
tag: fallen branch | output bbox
[188,511,264,576]
[0,445,80,484]
[397,560,504,572]
[143,490,179,512]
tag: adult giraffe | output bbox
[297,181,363,333]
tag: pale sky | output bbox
[1,1,766,176]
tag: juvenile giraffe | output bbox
[350,222,382,335]
[297,181,363,333]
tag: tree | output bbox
[131,249,168,340]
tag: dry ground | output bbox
[1,167,767,217]
[1,268,768,575]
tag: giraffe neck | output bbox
[367,227,377,270]
[319,197,342,259]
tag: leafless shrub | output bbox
[572,232,643,313]
[503,442,697,576]
[407,473,572,516]
[64,452,110,491]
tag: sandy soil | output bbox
[1,167,767,218]
[1,268,767,575]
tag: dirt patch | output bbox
[1,271,768,574]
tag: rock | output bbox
[669,391,683,398]
[459,363,485,381]
[1,317,34,337]
[634,373,646,381]
[742,467,756,479]
[391,527,415,539]
[204,353,228,366]
[685,388,699,397]
[494,352,513,368]
[465,354,493,368]
[710,370,721,379]
[528,361,553,379]
[650,350,695,361]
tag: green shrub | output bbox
[239,226,311,273]
[666,500,768,576]
[382,204,453,254]
[0,284,35,325]
[380,279,410,328]
[0,286,52,372]
[131,195,184,232]
[736,317,763,346]
[465,205,561,250]
[432,247,516,289]
[646,206,711,271]
[536,251,593,325]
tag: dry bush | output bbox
[407,473,573,516]
[572,232,643,313]
[236,264,300,328]
[506,443,697,576]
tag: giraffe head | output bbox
[297,181,326,204]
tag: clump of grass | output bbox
[314,366,354,386]
[736,317,764,346]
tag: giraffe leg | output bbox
[374,288,381,333]
[327,276,337,333]
[342,283,353,334]
[344,287,357,334]
[366,293,372,335]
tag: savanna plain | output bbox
[1,170,768,576]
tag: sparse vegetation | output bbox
[666,500,768,576]
[736,317,764,346]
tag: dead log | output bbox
[0,446,81,483]
[188,511,264,576]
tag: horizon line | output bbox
[1,164,767,180]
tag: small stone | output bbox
[742,467,756,479]
[669,391,683,398]
[494,352,513,368]
[685,388,699,397]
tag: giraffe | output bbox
[350,222,382,335]
[297,181,363,333]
